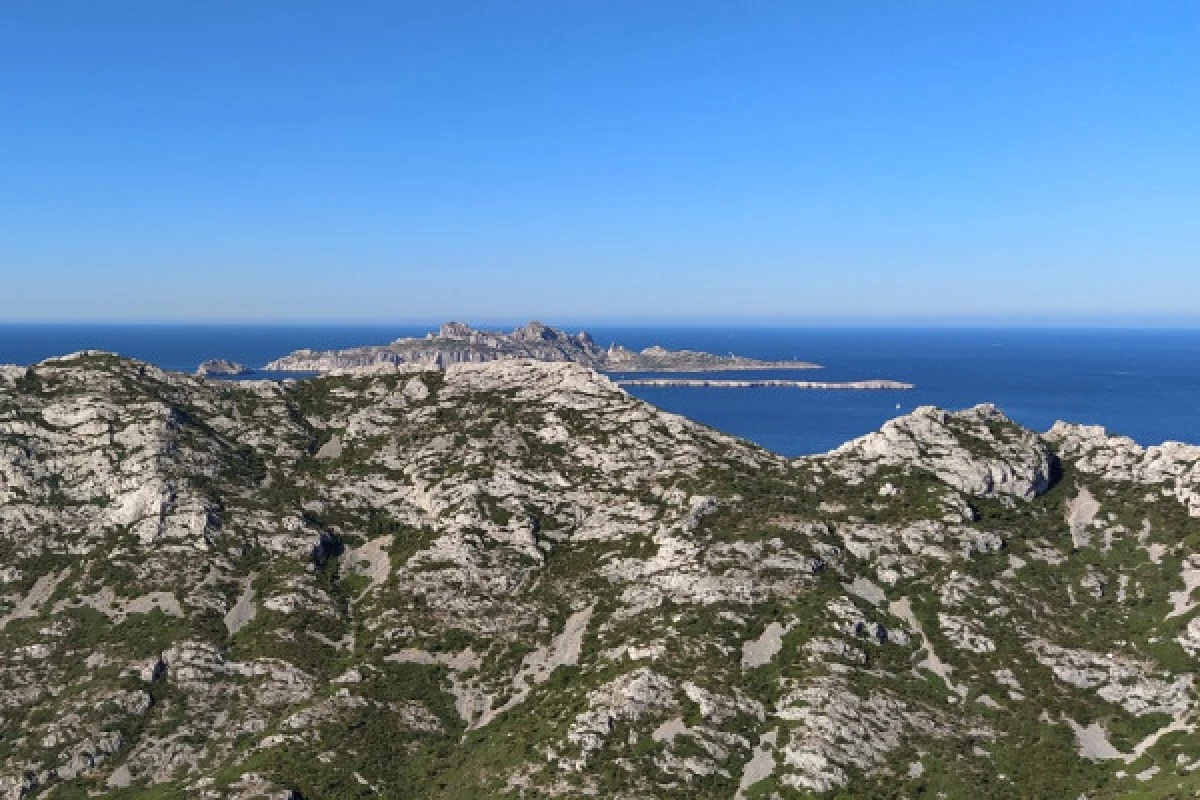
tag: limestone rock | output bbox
[1046,421,1200,516]
[196,359,250,377]
[1,352,1197,799]
[820,404,1056,499]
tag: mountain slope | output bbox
[1,353,1199,799]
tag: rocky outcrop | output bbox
[819,404,1057,499]
[1046,421,1200,516]
[615,378,914,390]
[263,321,822,373]
[196,359,250,377]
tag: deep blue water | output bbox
[1,324,1198,456]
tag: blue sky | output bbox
[1,1,1197,323]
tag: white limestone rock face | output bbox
[1046,421,1200,516]
[819,404,1056,500]
[4,352,1200,799]
[775,678,942,793]
[1177,617,1200,656]
[565,668,677,767]
[195,359,250,377]
[1034,642,1192,717]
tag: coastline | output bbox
[614,378,913,390]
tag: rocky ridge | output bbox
[1,353,1199,799]
[263,321,822,373]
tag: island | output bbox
[263,321,822,373]
[195,359,251,377]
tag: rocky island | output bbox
[263,321,822,373]
[2,352,1200,798]
[195,359,251,377]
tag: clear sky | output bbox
[2,1,1198,323]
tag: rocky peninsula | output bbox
[263,321,822,373]
[616,378,914,390]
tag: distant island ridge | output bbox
[195,358,250,377]
[256,321,913,389]
[263,320,821,373]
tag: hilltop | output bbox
[2,353,1200,798]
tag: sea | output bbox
[1,324,1198,457]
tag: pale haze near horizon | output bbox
[1,2,1197,324]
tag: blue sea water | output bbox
[1,324,1197,457]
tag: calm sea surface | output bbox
[1,324,1197,456]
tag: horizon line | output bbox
[2,315,1200,330]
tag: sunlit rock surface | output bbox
[1,353,1199,798]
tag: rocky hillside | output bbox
[2,353,1200,799]
[263,321,820,373]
